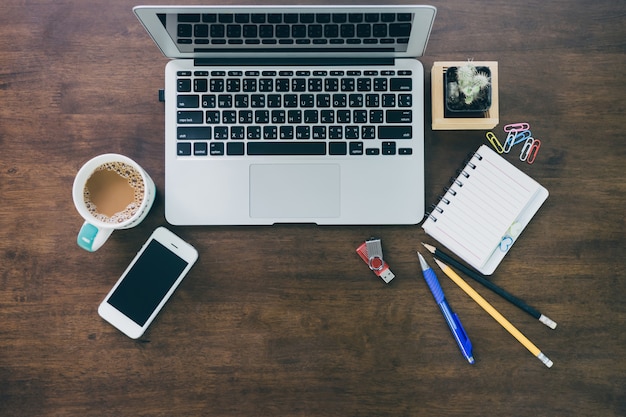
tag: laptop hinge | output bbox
[193,57,395,66]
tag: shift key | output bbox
[177,111,203,124]
[379,126,412,139]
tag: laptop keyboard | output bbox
[175,13,413,46]
[176,68,415,157]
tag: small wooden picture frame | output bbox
[431,61,499,130]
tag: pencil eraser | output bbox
[539,314,557,329]
[538,353,553,368]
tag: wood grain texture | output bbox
[1,1,625,416]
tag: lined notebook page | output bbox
[423,145,545,271]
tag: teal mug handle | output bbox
[77,222,114,252]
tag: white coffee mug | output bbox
[72,154,156,251]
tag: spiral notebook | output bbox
[423,144,548,275]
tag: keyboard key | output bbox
[324,24,339,38]
[177,142,192,156]
[390,78,412,91]
[177,95,199,108]
[177,127,211,139]
[177,79,191,92]
[210,142,224,155]
[194,79,208,92]
[320,110,334,123]
[193,25,209,38]
[227,142,245,155]
[390,23,412,37]
[255,110,270,123]
[329,142,347,155]
[386,110,412,123]
[350,142,364,155]
[177,24,192,38]
[210,79,225,92]
[210,25,225,37]
[362,126,376,139]
[179,14,200,22]
[332,13,347,23]
[296,126,310,139]
[398,94,412,107]
[243,79,257,92]
[268,14,282,23]
[369,110,383,123]
[264,126,278,139]
[227,79,241,92]
[382,141,396,155]
[329,126,343,139]
[231,126,245,139]
[382,94,396,107]
[177,111,202,124]
[280,125,293,139]
[206,111,219,124]
[235,14,249,23]
[348,13,363,23]
[312,126,327,139]
[379,126,412,139]
[248,142,326,155]
[194,142,208,156]
[247,126,262,139]
[353,110,367,123]
[345,126,359,139]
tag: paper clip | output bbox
[504,122,530,133]
[502,130,517,153]
[526,139,541,164]
[513,129,532,145]
[520,138,541,163]
[486,131,504,153]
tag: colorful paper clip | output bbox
[502,130,517,153]
[486,131,504,154]
[520,138,541,164]
[504,122,530,133]
[513,129,532,144]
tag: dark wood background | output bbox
[1,1,624,416]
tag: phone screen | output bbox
[107,240,189,326]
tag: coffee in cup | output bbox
[73,154,156,251]
[83,161,145,223]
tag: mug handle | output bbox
[77,221,114,252]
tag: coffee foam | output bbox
[83,161,145,224]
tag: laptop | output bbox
[134,5,437,225]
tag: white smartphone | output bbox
[98,227,198,339]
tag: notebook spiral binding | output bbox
[425,150,483,222]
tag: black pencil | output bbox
[421,242,557,329]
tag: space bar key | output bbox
[247,142,326,155]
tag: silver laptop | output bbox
[134,5,436,225]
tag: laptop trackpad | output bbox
[250,164,340,219]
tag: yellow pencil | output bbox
[434,259,553,368]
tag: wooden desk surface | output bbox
[1,1,624,416]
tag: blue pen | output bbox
[418,252,475,364]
